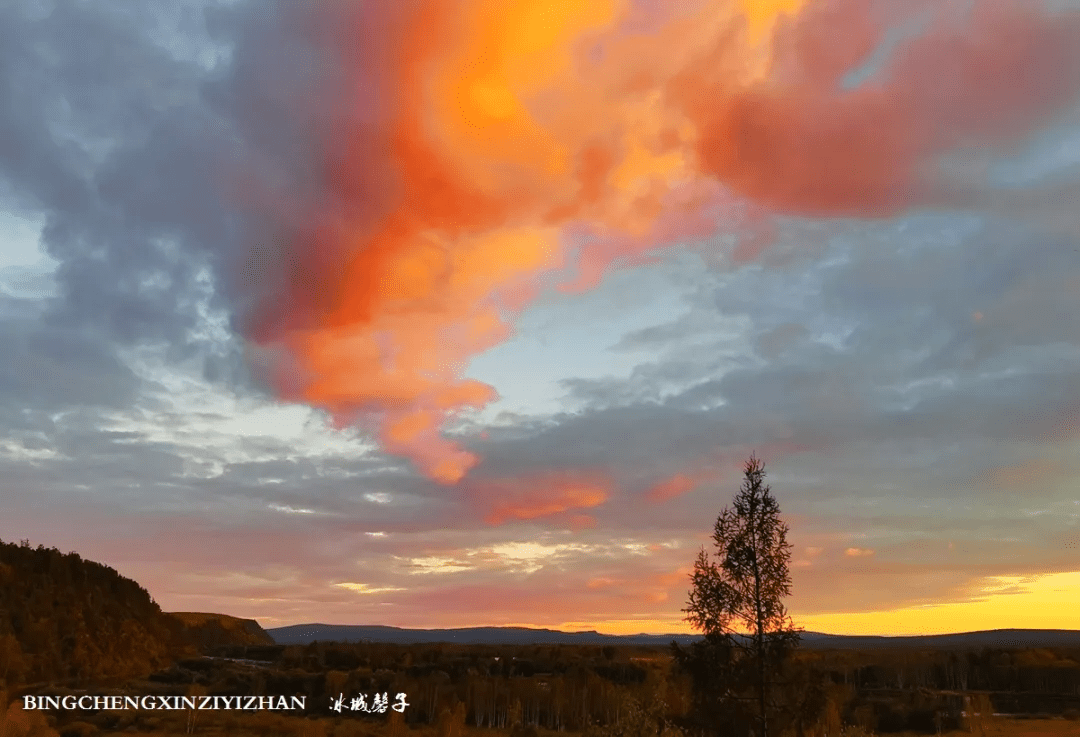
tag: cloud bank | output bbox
[1,0,1079,634]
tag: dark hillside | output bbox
[0,538,268,692]
[0,538,191,689]
[164,611,274,650]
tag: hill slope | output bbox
[0,538,271,690]
[267,623,704,646]
[0,538,187,688]
[164,612,275,650]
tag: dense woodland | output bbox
[0,538,188,688]
[0,538,269,690]
[3,538,1080,737]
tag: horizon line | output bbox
[201,618,1079,639]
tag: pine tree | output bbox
[675,455,802,737]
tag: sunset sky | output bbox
[2,0,1080,637]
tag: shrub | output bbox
[0,700,60,737]
[838,727,876,737]
[57,722,97,737]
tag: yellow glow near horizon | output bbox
[794,571,1080,636]
[556,619,693,635]
[498,572,1080,636]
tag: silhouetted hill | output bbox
[0,538,273,691]
[798,629,1080,650]
[267,623,1080,649]
[164,612,275,650]
[0,538,191,689]
[267,624,704,646]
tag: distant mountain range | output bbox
[265,624,1080,650]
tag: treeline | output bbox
[8,630,1080,735]
[174,640,1080,732]
[808,646,1080,695]
[165,640,679,732]
[0,537,284,696]
[0,538,197,689]
[0,537,278,695]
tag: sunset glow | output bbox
[795,572,1080,636]
[2,0,1080,637]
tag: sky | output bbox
[1,0,1080,638]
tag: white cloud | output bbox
[269,503,316,515]
[335,582,406,595]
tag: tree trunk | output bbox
[752,499,768,737]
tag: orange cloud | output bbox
[587,577,619,589]
[568,514,599,530]
[471,471,612,525]
[679,0,1080,217]
[654,567,694,587]
[646,473,697,502]
[236,0,1080,484]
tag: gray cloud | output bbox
[453,212,1080,568]
[0,1,238,407]
[1,0,1078,629]
[0,320,138,412]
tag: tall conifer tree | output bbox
[678,455,801,737]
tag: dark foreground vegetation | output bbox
[5,636,1080,737]
[4,536,1080,737]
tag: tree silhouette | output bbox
[675,455,801,737]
